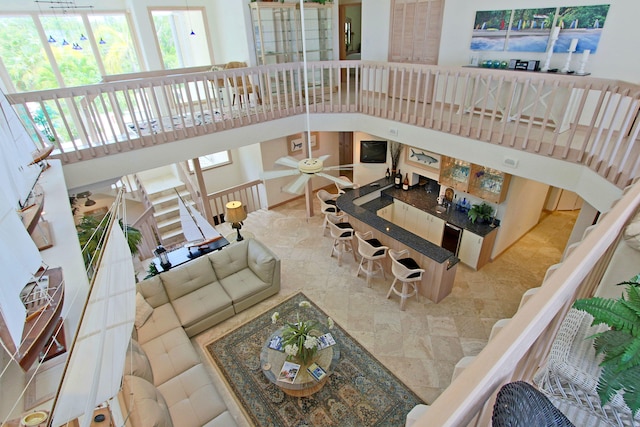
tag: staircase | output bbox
[146,183,194,249]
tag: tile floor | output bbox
[147,195,578,424]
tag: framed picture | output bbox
[287,132,319,155]
[405,146,440,173]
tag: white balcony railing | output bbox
[6,61,640,189]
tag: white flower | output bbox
[271,312,279,324]
[284,344,298,356]
[299,301,311,308]
[304,335,318,349]
[327,317,334,330]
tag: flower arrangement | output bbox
[271,300,334,365]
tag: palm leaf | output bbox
[574,296,639,333]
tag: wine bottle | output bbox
[402,173,409,190]
[385,168,391,180]
[394,169,402,188]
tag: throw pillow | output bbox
[623,212,640,250]
[135,292,153,328]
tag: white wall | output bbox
[352,131,390,184]
[360,0,640,82]
[492,176,550,257]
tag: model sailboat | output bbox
[177,192,223,249]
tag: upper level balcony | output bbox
[6,60,640,193]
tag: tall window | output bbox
[150,8,212,69]
[89,14,141,75]
[0,12,142,92]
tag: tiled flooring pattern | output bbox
[177,196,578,423]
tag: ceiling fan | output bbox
[261,151,354,194]
[260,0,354,195]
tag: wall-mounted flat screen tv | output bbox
[360,140,387,163]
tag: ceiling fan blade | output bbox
[316,172,355,188]
[261,169,301,181]
[317,154,331,162]
[275,156,300,169]
[323,164,354,171]
[283,174,311,194]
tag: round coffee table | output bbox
[260,327,340,397]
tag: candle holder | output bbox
[562,38,578,73]
[541,27,560,72]
[576,49,591,76]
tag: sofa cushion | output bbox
[207,240,249,280]
[135,292,154,328]
[161,257,217,301]
[170,282,233,330]
[219,268,269,304]
[136,303,182,345]
[140,327,201,386]
[202,411,238,427]
[137,275,169,308]
[247,238,277,284]
[157,364,230,427]
[125,340,154,383]
[122,375,173,427]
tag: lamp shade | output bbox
[225,201,247,223]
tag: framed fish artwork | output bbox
[287,132,319,155]
[405,146,440,173]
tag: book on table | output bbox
[277,361,300,384]
[307,362,327,381]
[268,335,284,351]
[316,333,336,350]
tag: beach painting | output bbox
[471,4,609,53]
[553,5,610,53]
[471,9,511,51]
[506,8,557,52]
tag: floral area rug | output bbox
[206,292,424,426]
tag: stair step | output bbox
[154,199,196,218]
[149,189,190,206]
[157,216,181,230]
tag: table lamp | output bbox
[226,201,247,241]
[154,245,171,270]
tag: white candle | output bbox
[582,49,591,61]
[569,38,578,52]
[551,26,560,39]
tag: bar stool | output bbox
[317,189,340,235]
[327,213,357,266]
[355,231,388,287]
[387,249,424,310]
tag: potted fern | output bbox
[467,202,494,224]
[572,276,640,416]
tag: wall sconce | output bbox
[76,191,96,206]
[225,201,247,242]
[154,245,171,270]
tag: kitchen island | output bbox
[336,177,499,303]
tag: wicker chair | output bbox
[492,381,575,427]
[534,308,640,427]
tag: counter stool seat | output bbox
[387,249,424,310]
[355,231,388,287]
[317,189,340,235]
[327,213,357,266]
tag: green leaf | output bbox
[574,296,640,333]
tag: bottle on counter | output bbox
[394,169,402,188]
[385,168,391,180]
[402,173,409,190]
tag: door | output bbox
[459,230,483,269]
[338,132,354,180]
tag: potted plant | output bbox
[572,278,640,416]
[467,202,493,224]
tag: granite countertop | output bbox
[336,178,458,266]
[381,187,500,237]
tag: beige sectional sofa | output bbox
[119,238,280,427]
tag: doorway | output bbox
[339,132,354,181]
[339,3,362,80]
